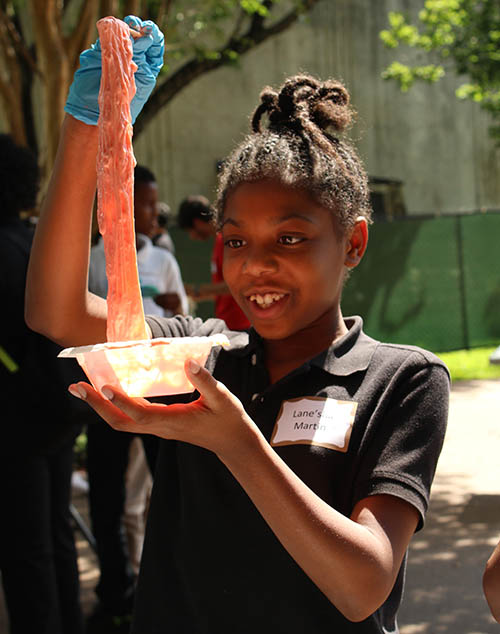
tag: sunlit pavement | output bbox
[400,379,500,634]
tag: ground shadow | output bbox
[399,476,500,633]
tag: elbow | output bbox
[25,302,69,346]
[25,311,55,343]
[24,286,50,338]
[483,564,500,623]
[339,603,381,624]
[25,303,46,336]
[324,578,392,623]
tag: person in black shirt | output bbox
[0,134,84,634]
[25,20,449,634]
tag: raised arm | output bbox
[25,16,164,347]
[25,115,106,347]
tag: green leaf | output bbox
[240,0,270,17]
[380,0,500,142]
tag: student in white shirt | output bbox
[89,164,188,318]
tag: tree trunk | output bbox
[0,8,27,146]
[29,0,99,186]
[30,0,70,181]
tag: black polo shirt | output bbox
[133,315,449,634]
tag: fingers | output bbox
[68,382,134,430]
[99,386,168,422]
[124,15,143,31]
[124,15,164,73]
[144,22,164,69]
[184,359,232,407]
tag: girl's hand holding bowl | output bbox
[68,358,260,462]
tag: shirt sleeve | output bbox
[352,353,450,530]
[146,314,231,339]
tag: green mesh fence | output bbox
[461,213,500,348]
[171,212,500,352]
[169,227,215,321]
[343,211,500,352]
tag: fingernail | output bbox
[188,359,201,374]
[69,385,87,400]
[101,387,114,400]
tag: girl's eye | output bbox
[224,238,246,249]
[278,235,304,246]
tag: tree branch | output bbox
[65,0,99,68]
[228,7,248,42]
[30,0,64,63]
[100,0,119,16]
[0,6,40,76]
[133,0,321,137]
[157,0,174,29]
[0,17,27,145]
[124,0,141,16]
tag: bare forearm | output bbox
[484,542,500,622]
[26,115,108,346]
[220,435,412,621]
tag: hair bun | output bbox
[251,75,353,135]
[251,87,278,132]
[310,81,352,132]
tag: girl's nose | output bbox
[242,246,278,276]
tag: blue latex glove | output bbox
[64,16,164,126]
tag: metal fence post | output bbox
[455,215,470,350]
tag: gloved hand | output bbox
[123,15,164,123]
[64,15,164,126]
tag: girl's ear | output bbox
[344,218,368,268]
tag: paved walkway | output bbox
[399,379,500,633]
[1,379,499,632]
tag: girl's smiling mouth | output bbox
[249,292,286,309]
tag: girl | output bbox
[26,18,449,634]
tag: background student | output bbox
[177,194,250,330]
[0,133,84,634]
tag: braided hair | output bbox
[215,75,371,233]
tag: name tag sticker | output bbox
[270,397,357,452]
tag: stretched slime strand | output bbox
[96,17,148,343]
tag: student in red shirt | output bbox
[177,195,250,331]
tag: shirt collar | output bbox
[308,316,378,376]
[229,316,377,376]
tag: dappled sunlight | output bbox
[72,491,99,617]
[399,481,500,633]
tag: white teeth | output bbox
[249,293,284,308]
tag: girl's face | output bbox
[221,179,365,342]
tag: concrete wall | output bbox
[1,1,497,216]
[133,0,500,217]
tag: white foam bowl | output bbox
[59,334,229,398]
